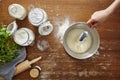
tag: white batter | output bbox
[66,28,92,53]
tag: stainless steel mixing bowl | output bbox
[63,22,100,59]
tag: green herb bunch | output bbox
[0,24,19,65]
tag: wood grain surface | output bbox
[0,0,120,80]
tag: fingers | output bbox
[87,19,98,28]
[87,19,93,25]
[87,19,92,28]
[91,22,99,28]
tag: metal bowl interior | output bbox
[63,22,100,59]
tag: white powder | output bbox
[78,70,103,77]
[40,73,48,79]
[37,40,49,51]
[54,17,70,43]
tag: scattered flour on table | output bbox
[78,69,103,77]
[106,29,113,32]
[54,17,70,44]
[40,73,48,79]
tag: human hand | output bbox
[87,10,111,28]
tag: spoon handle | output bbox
[79,31,88,41]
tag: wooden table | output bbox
[0,0,120,80]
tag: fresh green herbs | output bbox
[0,24,19,65]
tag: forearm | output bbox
[105,0,120,14]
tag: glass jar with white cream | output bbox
[8,4,27,20]
[13,28,35,46]
[28,8,47,26]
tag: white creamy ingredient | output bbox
[8,4,26,20]
[14,30,29,45]
[66,29,92,53]
[28,8,47,26]
[14,28,35,46]
[30,9,43,23]
[38,21,53,36]
[7,21,18,35]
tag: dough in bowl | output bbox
[66,28,92,53]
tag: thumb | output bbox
[87,18,93,24]
[87,19,98,28]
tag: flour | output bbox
[37,40,49,51]
[54,17,70,43]
[40,73,48,79]
[101,66,107,70]
[78,70,103,77]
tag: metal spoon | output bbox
[79,31,88,41]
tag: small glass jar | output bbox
[38,21,53,36]
[6,21,18,35]
[28,8,47,26]
[8,4,27,20]
[30,66,41,78]
[13,28,35,46]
